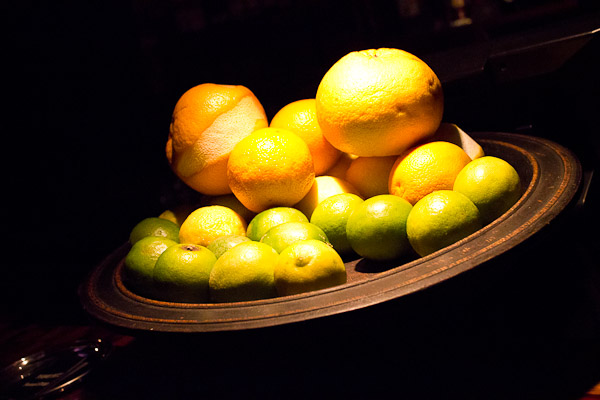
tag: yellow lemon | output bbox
[179,205,247,247]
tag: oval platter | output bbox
[79,132,582,333]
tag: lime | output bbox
[179,205,247,247]
[209,241,278,302]
[274,239,347,296]
[407,190,482,257]
[207,234,252,259]
[260,221,330,253]
[346,194,413,261]
[123,236,178,298]
[129,217,180,245]
[453,156,522,224]
[246,207,308,242]
[310,193,364,256]
[153,244,217,303]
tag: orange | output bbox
[270,99,341,175]
[166,83,268,195]
[428,123,485,160]
[388,141,471,205]
[204,193,256,223]
[227,127,315,213]
[345,156,397,199]
[179,205,247,247]
[315,48,444,157]
[294,175,362,219]
[323,152,357,179]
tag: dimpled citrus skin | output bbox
[246,207,309,242]
[389,141,472,205]
[345,156,397,199]
[270,99,341,175]
[179,205,247,247]
[166,83,268,195]
[227,127,315,213]
[316,48,444,157]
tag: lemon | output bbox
[158,204,196,227]
[407,190,482,257]
[274,239,347,296]
[129,217,180,245]
[246,207,308,242]
[453,156,522,224]
[209,241,278,302]
[179,205,247,247]
[294,175,362,219]
[310,193,364,256]
[207,234,252,259]
[346,194,413,261]
[153,243,217,303]
[205,194,256,224]
[260,221,330,253]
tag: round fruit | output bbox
[316,48,444,157]
[346,194,413,261]
[270,98,341,175]
[129,217,180,245]
[453,156,522,224]
[324,152,357,179]
[204,193,256,223]
[260,221,330,253]
[310,193,364,256]
[388,141,472,205]
[158,204,196,227]
[166,83,268,195]
[407,190,482,257]
[207,234,252,259]
[227,127,315,213]
[209,241,278,303]
[294,175,361,219]
[246,207,309,242]
[123,236,178,298]
[153,243,217,303]
[345,156,397,199]
[274,239,347,297]
[179,205,247,247]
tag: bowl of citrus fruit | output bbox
[79,48,581,332]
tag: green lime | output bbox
[310,193,364,256]
[260,221,330,253]
[209,241,278,303]
[152,243,217,303]
[453,156,522,224]
[346,194,413,261]
[407,190,482,257]
[123,236,178,298]
[129,217,180,245]
[246,207,308,241]
[274,239,347,296]
[207,234,252,259]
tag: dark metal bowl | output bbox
[79,132,581,333]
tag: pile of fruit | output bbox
[122,48,522,304]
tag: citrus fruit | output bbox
[153,243,217,303]
[345,156,397,198]
[294,175,362,219]
[209,241,278,302]
[323,152,357,179]
[123,236,178,298]
[227,127,315,213]
[207,234,252,259]
[270,98,341,175]
[388,141,472,205]
[246,207,309,241]
[453,156,522,224]
[158,204,196,227]
[310,193,364,256]
[429,123,484,160]
[260,221,330,253]
[315,48,444,157]
[274,239,347,297]
[346,194,413,261]
[179,205,247,247]
[204,193,256,223]
[166,83,268,195]
[129,217,180,245]
[407,190,482,257]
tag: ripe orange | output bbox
[179,205,247,247]
[316,48,444,157]
[345,156,397,199]
[388,141,471,205]
[270,99,341,175]
[227,127,315,213]
[166,83,268,195]
[294,175,362,219]
[322,152,357,179]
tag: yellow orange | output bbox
[270,99,341,175]
[323,152,357,179]
[179,205,247,247]
[166,83,268,195]
[388,141,471,205]
[227,127,315,213]
[316,48,444,157]
[294,175,362,219]
[345,156,397,198]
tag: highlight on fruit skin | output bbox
[166,83,268,196]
